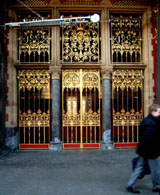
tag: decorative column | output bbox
[50,68,62,150]
[101,66,113,150]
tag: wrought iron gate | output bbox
[62,69,101,149]
[18,70,50,149]
[112,69,144,148]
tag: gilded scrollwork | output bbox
[62,20,100,63]
[18,70,50,91]
[112,69,144,90]
[82,70,100,90]
[17,13,51,63]
[112,109,143,127]
[110,14,142,63]
[62,70,80,89]
[112,69,144,143]
[62,69,100,127]
[18,69,50,144]
[82,110,100,126]
[19,109,50,127]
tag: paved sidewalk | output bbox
[0,149,160,195]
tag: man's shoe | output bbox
[152,188,160,192]
[126,186,140,193]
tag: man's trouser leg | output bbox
[127,157,145,188]
[148,158,160,190]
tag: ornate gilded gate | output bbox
[112,69,144,148]
[62,69,101,149]
[18,70,50,149]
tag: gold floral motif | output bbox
[112,69,144,143]
[62,20,99,63]
[82,70,100,90]
[63,112,81,126]
[18,22,51,63]
[62,69,101,145]
[82,110,100,126]
[19,109,50,127]
[62,70,80,89]
[113,109,143,126]
[110,14,142,63]
[18,70,50,91]
[112,69,144,90]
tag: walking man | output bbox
[126,104,160,193]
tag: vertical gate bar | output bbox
[39,126,40,144]
[132,125,134,143]
[18,80,20,144]
[39,89,41,143]
[24,88,26,143]
[43,87,45,143]
[75,87,77,143]
[122,126,124,143]
[112,81,114,142]
[85,87,87,143]
[33,88,35,144]
[94,87,96,143]
[117,87,119,142]
[67,87,69,143]
[29,127,30,144]
[76,126,77,143]
[142,70,144,113]
[127,87,128,112]
[80,69,83,148]
[111,23,113,62]
[94,126,96,143]
[127,87,129,142]
[127,126,129,142]
[116,51,118,62]
[117,87,119,112]
[71,126,73,143]
[89,88,92,143]
[122,89,124,111]
[136,89,139,142]
[132,86,134,142]
[24,127,25,144]
[67,126,68,143]
[122,87,125,142]
[118,126,119,143]
[99,71,101,141]
[29,90,30,144]
[71,88,73,143]
[47,78,50,143]
[86,126,88,143]
[48,29,50,63]
[98,23,100,63]
[90,126,92,143]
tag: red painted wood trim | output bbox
[83,143,100,148]
[63,143,81,149]
[114,143,138,148]
[19,144,49,149]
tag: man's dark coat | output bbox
[137,114,160,159]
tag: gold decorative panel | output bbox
[18,70,50,146]
[17,13,51,64]
[62,69,101,148]
[62,16,100,63]
[112,69,144,143]
[110,14,142,63]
